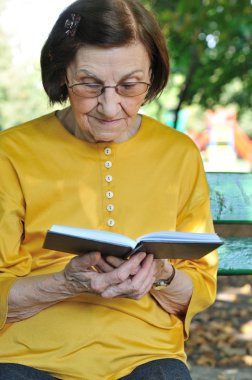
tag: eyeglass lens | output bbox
[69,82,149,98]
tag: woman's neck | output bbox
[56,106,142,144]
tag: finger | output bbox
[101,278,132,298]
[131,254,154,282]
[69,252,101,272]
[63,252,102,292]
[96,252,146,290]
[105,256,140,275]
[102,258,156,299]
[136,274,156,299]
[101,268,154,300]
[115,252,147,279]
[95,257,115,273]
[105,256,125,268]
[128,255,155,294]
[132,263,156,298]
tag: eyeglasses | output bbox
[67,81,150,98]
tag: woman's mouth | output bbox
[92,116,125,127]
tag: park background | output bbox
[1,0,252,173]
[0,0,251,378]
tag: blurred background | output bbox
[0,0,252,174]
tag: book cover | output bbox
[43,225,223,260]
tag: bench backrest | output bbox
[206,172,252,237]
[206,172,252,275]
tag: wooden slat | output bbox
[206,173,252,275]
[214,223,251,237]
[206,172,252,222]
[217,237,252,275]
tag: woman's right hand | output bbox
[7,251,152,323]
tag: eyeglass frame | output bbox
[66,79,150,98]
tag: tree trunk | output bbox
[174,46,199,129]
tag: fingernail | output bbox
[139,252,146,259]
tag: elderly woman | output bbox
[0,0,218,379]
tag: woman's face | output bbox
[66,42,151,143]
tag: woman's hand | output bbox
[96,255,193,315]
[62,253,193,315]
[90,255,174,299]
[96,255,175,286]
[63,251,156,300]
[7,252,192,322]
[7,251,153,323]
[99,253,156,299]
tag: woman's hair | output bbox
[40,0,169,104]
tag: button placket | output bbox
[103,146,115,227]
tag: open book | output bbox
[43,225,223,260]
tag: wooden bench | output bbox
[206,172,252,275]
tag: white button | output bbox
[104,147,112,155]
[105,175,113,182]
[106,191,114,199]
[107,204,114,212]
[107,218,115,227]
[105,161,112,168]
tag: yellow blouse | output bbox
[0,112,218,380]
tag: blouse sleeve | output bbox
[0,153,32,329]
[172,144,218,339]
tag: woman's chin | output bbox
[95,135,120,143]
[92,130,125,143]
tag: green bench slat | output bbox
[207,172,252,275]
[206,172,252,222]
[217,237,252,275]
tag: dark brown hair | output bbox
[40,0,169,104]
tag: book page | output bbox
[49,225,136,248]
[137,231,222,243]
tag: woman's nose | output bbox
[97,88,122,117]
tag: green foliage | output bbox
[0,47,52,130]
[0,0,52,130]
[143,0,252,126]
[0,0,251,130]
[0,57,51,130]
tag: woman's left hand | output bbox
[95,253,156,299]
[96,255,193,315]
[95,255,174,300]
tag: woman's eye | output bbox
[121,83,138,89]
[82,83,101,88]
[76,76,100,85]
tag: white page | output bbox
[50,225,135,248]
[137,231,221,243]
